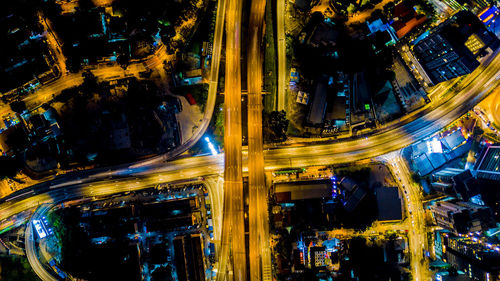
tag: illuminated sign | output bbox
[478,7,499,25]
[33,220,47,239]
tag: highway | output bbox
[276,0,286,111]
[1,46,499,277]
[4,48,499,281]
[4,6,500,281]
[247,0,271,279]
[217,0,246,278]
[130,0,225,168]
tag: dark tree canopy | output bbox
[0,156,21,179]
[9,101,26,114]
[263,110,289,143]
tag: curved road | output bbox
[2,12,500,281]
[1,49,498,277]
[3,48,500,281]
[25,204,58,281]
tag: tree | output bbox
[473,126,484,138]
[370,9,384,21]
[263,110,289,143]
[411,173,421,182]
[81,70,98,92]
[347,3,356,14]
[117,54,130,69]
[10,101,26,114]
[383,2,395,16]
[0,156,21,180]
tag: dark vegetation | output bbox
[54,76,179,167]
[0,255,40,281]
[263,110,289,143]
[48,208,140,281]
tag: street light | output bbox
[205,137,218,155]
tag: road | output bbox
[7,48,500,281]
[18,174,225,281]
[217,0,246,278]
[427,0,453,17]
[383,153,429,281]
[3,44,499,230]
[39,13,67,75]
[324,220,409,238]
[5,10,500,281]
[345,0,395,25]
[247,0,272,279]
[25,204,58,281]
[479,83,500,129]
[1,9,223,164]
[1,46,499,276]
[130,0,225,168]
[277,0,286,111]
[400,45,434,88]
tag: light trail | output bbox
[218,0,246,278]
[247,0,271,278]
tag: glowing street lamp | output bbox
[205,137,218,155]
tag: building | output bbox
[339,177,358,193]
[307,79,329,125]
[441,129,467,151]
[430,201,495,234]
[391,2,428,38]
[173,234,206,281]
[443,234,500,281]
[309,246,327,268]
[473,145,500,181]
[324,71,349,128]
[451,170,481,202]
[296,91,309,105]
[274,180,332,203]
[432,167,465,182]
[343,185,367,212]
[339,177,366,211]
[292,249,305,273]
[306,22,339,48]
[366,18,398,45]
[373,80,401,122]
[351,72,371,114]
[413,11,500,84]
[325,94,347,127]
[0,10,52,92]
[375,186,403,221]
[411,140,447,176]
[442,0,491,11]
[431,169,481,201]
